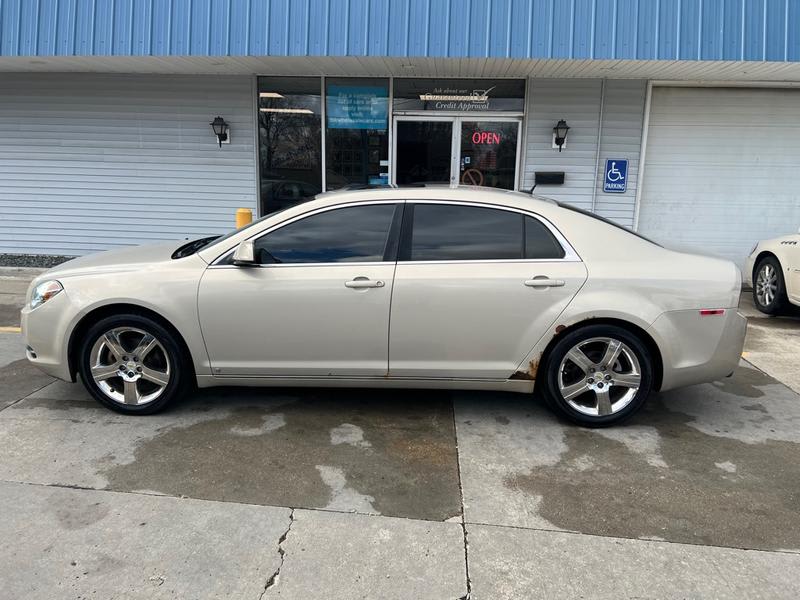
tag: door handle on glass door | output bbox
[524,276,565,288]
[345,277,385,289]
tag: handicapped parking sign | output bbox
[603,159,628,193]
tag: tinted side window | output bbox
[409,204,523,261]
[525,216,565,259]
[255,204,396,264]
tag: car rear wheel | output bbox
[541,324,653,427]
[753,256,788,315]
[78,314,189,415]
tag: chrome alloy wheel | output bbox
[89,327,171,406]
[557,337,642,417]
[756,263,778,307]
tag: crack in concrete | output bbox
[260,508,295,598]
[451,399,472,600]
[456,518,472,600]
[0,376,55,414]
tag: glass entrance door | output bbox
[395,119,454,185]
[393,117,520,189]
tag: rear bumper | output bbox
[649,308,747,392]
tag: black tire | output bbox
[541,324,654,427]
[78,313,190,415]
[752,256,788,315]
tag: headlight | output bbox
[30,280,63,309]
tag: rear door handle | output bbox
[524,276,565,288]
[345,277,385,289]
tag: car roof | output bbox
[196,184,567,264]
[197,182,667,267]
[312,184,559,211]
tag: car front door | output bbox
[198,202,401,377]
[388,202,587,379]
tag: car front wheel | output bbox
[753,256,788,315]
[541,324,653,427]
[78,314,189,415]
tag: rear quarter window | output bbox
[525,216,565,259]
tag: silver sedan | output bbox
[21,187,746,426]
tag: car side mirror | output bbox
[232,240,257,266]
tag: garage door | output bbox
[638,87,800,268]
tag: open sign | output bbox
[471,131,501,145]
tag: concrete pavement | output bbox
[0,482,290,600]
[2,271,800,598]
[739,291,800,394]
[468,525,800,600]
[1,382,462,520]
[456,364,800,551]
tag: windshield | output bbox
[206,214,272,246]
[171,208,292,259]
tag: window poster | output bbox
[327,85,389,130]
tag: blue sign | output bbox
[368,175,389,186]
[603,159,628,193]
[327,85,388,130]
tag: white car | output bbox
[21,187,746,427]
[745,230,800,315]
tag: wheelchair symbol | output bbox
[606,162,625,182]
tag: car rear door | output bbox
[388,202,587,379]
[198,202,402,377]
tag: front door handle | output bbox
[524,276,565,288]
[345,277,385,289]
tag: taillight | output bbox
[699,309,725,316]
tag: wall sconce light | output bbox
[210,116,229,147]
[552,119,570,152]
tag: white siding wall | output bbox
[0,73,257,256]
[594,80,646,228]
[524,78,602,208]
[523,78,646,228]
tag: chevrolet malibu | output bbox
[22,187,746,426]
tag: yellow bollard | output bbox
[235,208,253,228]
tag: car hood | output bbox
[35,240,192,281]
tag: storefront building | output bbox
[1,0,799,268]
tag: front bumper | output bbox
[649,308,747,392]
[21,291,74,381]
[743,255,756,289]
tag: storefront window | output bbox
[256,77,524,204]
[325,78,389,190]
[257,77,322,215]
